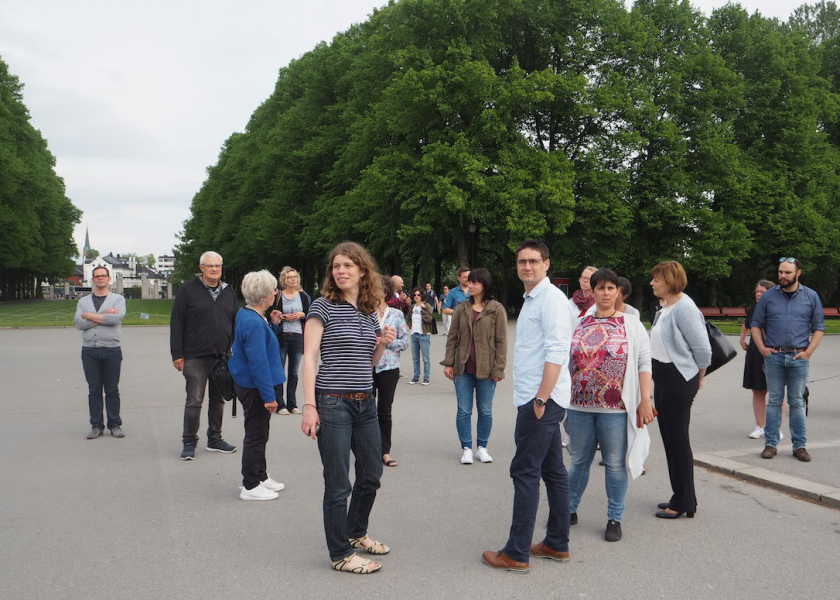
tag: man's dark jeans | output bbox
[502,399,569,563]
[81,346,122,430]
[278,333,303,411]
[316,394,383,562]
[182,356,225,444]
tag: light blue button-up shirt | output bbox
[513,276,574,408]
[751,284,825,349]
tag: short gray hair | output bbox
[199,251,223,265]
[241,270,276,306]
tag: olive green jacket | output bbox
[440,299,507,380]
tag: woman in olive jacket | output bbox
[441,268,507,464]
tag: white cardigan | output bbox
[571,313,651,479]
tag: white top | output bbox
[410,304,425,335]
[621,303,641,318]
[649,303,676,362]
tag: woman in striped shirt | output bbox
[301,242,396,574]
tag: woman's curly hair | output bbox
[320,242,383,314]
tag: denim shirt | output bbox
[512,276,573,408]
[751,284,825,349]
[375,307,409,373]
[442,286,470,311]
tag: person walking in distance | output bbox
[439,285,451,335]
[750,258,824,462]
[74,266,126,439]
[170,251,239,460]
[482,240,573,573]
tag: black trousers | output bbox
[373,368,400,455]
[235,383,281,490]
[653,360,699,513]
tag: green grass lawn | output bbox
[0,299,175,327]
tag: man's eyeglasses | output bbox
[779,257,797,264]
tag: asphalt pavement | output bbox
[2,325,839,600]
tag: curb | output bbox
[695,448,840,509]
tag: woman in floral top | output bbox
[565,269,655,543]
[374,275,409,467]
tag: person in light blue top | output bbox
[228,270,287,501]
[441,266,471,315]
[482,240,574,573]
[750,257,824,462]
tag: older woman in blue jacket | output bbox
[228,270,287,501]
[649,261,712,520]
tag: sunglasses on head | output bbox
[779,257,797,263]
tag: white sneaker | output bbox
[779,431,784,441]
[290,408,302,415]
[749,426,764,439]
[460,447,474,464]
[421,381,430,386]
[475,447,493,463]
[278,408,290,415]
[262,476,285,492]
[239,482,279,501]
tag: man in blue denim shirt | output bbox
[482,240,573,573]
[751,258,824,462]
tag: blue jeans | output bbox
[316,394,383,562]
[454,374,496,448]
[764,352,809,449]
[565,410,628,521]
[502,400,569,563]
[411,334,430,382]
[278,333,303,410]
[81,346,122,430]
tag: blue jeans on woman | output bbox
[316,393,383,562]
[410,333,430,383]
[565,409,628,522]
[454,374,496,448]
[278,333,303,410]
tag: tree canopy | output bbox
[177,0,840,309]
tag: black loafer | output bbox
[655,510,694,519]
[657,502,670,510]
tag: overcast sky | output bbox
[0,0,807,262]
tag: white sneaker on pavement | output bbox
[475,447,493,463]
[749,426,764,439]
[262,476,285,492]
[278,408,290,415]
[460,447,474,464]
[779,431,784,441]
[239,482,279,501]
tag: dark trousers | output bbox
[316,394,383,561]
[503,400,569,563]
[278,333,303,410]
[374,368,400,455]
[81,346,122,430]
[182,356,225,444]
[653,360,699,513]
[235,383,279,490]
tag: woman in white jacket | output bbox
[565,269,655,542]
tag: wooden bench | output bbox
[824,307,840,317]
[721,307,746,318]
[699,307,722,317]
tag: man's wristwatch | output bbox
[534,397,546,407]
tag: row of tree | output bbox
[176,0,840,310]
[0,57,81,300]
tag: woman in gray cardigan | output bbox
[649,261,711,520]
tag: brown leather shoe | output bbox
[529,542,571,562]
[793,448,812,462]
[481,550,529,573]
[761,446,777,459]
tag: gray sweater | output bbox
[651,294,711,381]
[74,293,126,347]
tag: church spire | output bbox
[83,226,91,260]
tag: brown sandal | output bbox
[331,553,382,574]
[350,535,390,555]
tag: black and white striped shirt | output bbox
[307,297,381,394]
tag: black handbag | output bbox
[210,351,238,416]
[705,322,737,375]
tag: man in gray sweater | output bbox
[74,266,126,439]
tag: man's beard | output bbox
[780,273,799,290]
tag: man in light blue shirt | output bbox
[441,267,471,315]
[482,240,573,573]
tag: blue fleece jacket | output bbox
[228,308,286,402]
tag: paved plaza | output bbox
[2,325,840,600]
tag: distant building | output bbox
[156,254,176,278]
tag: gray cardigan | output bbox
[74,293,126,347]
[651,294,711,381]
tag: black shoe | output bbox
[180,442,196,460]
[206,439,236,453]
[655,509,694,519]
[570,512,578,525]
[86,427,104,440]
[605,519,622,542]
[110,426,125,438]
[657,502,670,510]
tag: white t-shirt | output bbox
[411,304,426,335]
[650,303,676,362]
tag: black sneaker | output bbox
[181,442,196,460]
[605,519,622,542]
[206,439,236,453]
[570,512,578,525]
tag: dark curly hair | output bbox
[319,242,383,314]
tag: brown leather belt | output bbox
[321,393,371,402]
